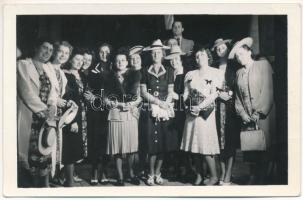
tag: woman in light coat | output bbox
[229,37,276,185]
[17,39,56,187]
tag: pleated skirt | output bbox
[106,111,139,155]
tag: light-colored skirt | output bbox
[106,109,139,155]
[180,111,220,155]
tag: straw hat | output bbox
[143,39,170,51]
[58,100,78,129]
[211,38,232,51]
[38,120,57,156]
[129,45,144,56]
[228,37,253,59]
[164,45,185,60]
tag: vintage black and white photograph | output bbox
[2,2,301,197]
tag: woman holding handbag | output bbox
[180,45,222,186]
[229,37,276,185]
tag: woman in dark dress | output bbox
[211,38,241,185]
[140,39,178,186]
[83,43,113,185]
[79,48,95,160]
[163,45,187,179]
[62,48,86,187]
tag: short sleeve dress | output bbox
[139,64,178,154]
[180,68,220,155]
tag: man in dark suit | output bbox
[166,21,195,72]
[172,21,194,56]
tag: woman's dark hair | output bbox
[96,42,113,63]
[32,37,54,57]
[62,47,84,69]
[212,42,232,65]
[193,44,213,66]
[112,47,129,71]
[98,43,113,53]
[83,48,96,65]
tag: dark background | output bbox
[17,15,288,184]
[17,15,268,54]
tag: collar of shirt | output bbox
[147,64,166,78]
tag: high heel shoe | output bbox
[115,179,125,186]
[203,178,219,186]
[90,178,98,186]
[193,174,203,186]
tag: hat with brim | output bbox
[228,37,253,59]
[211,38,232,51]
[38,120,57,156]
[164,45,185,60]
[129,45,144,56]
[143,39,170,51]
[58,100,78,129]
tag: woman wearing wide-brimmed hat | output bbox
[211,38,242,185]
[129,45,144,71]
[140,39,178,185]
[229,37,276,185]
[163,45,188,180]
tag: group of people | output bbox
[17,21,275,188]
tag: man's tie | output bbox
[177,37,181,47]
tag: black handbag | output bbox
[199,104,215,119]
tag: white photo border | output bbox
[2,2,301,197]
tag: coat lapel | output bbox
[60,69,67,96]
[27,58,40,89]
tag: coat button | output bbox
[156,80,159,83]
[155,131,157,134]
[155,140,158,143]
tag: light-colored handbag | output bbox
[240,123,266,151]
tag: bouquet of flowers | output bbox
[185,88,214,119]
